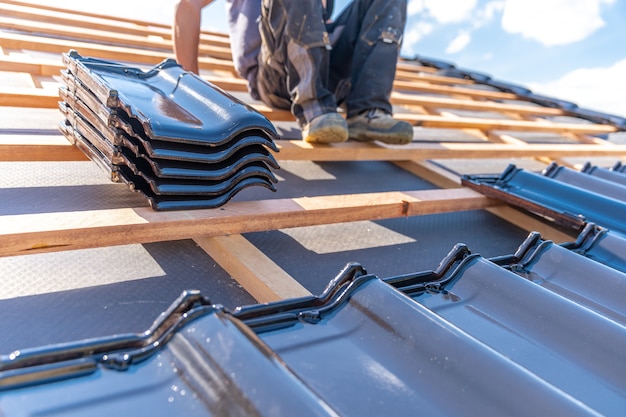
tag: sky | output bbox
[26,0,626,117]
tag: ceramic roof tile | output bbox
[58,51,280,210]
[2,229,625,415]
[462,163,626,235]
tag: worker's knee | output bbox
[361,0,406,46]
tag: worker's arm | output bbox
[172,0,215,74]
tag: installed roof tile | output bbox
[409,55,626,130]
[462,162,626,235]
[582,162,626,186]
[563,224,626,273]
[2,228,625,416]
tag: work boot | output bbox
[301,112,349,144]
[347,109,413,145]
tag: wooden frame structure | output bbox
[2,0,625,303]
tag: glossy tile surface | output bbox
[58,51,280,210]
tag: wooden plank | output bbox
[0,31,169,64]
[394,70,475,86]
[274,141,626,161]
[393,79,517,100]
[0,137,87,161]
[0,86,59,108]
[0,16,233,60]
[0,0,230,40]
[0,188,498,257]
[396,60,439,73]
[393,160,576,243]
[0,54,63,76]
[0,0,174,30]
[485,205,576,243]
[390,91,565,117]
[0,32,235,73]
[0,2,174,39]
[204,75,249,91]
[3,137,626,162]
[405,113,617,134]
[393,160,462,188]
[194,234,311,302]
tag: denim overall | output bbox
[256,0,407,127]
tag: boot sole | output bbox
[304,125,349,144]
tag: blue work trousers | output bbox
[256,0,407,126]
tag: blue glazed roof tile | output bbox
[462,163,626,235]
[582,162,626,186]
[2,227,625,415]
[563,225,626,273]
[58,51,280,210]
[61,51,279,145]
[543,163,626,202]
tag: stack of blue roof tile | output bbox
[58,50,280,210]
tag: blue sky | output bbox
[394,0,626,117]
[27,0,626,117]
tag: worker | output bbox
[173,0,413,145]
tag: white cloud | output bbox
[529,58,626,117]
[404,1,503,56]
[474,1,506,28]
[501,0,615,46]
[407,0,426,16]
[445,31,471,54]
[422,0,478,23]
[402,21,435,56]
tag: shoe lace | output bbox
[365,108,386,120]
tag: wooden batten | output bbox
[0,188,498,258]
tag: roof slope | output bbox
[1,1,626,415]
